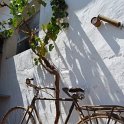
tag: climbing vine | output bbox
[30,0,69,58]
[0,0,69,123]
[0,0,69,55]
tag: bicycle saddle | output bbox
[69,88,85,93]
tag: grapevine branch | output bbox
[28,29,60,124]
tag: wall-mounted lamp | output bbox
[91,17,101,27]
[91,15,122,28]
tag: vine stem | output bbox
[17,19,61,123]
[37,55,61,124]
[28,31,60,124]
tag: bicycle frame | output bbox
[21,96,83,124]
[21,79,85,124]
[2,78,124,124]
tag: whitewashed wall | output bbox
[1,0,124,123]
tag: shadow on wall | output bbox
[30,65,56,123]
[64,12,124,105]
[35,65,81,123]
[53,12,124,123]
[0,57,24,119]
[97,23,124,55]
[66,0,91,11]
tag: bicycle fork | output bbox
[21,105,43,124]
[20,97,42,124]
[19,105,34,124]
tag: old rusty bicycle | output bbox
[1,78,124,124]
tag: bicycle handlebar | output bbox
[26,78,55,91]
[25,78,85,100]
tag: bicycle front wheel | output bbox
[1,106,36,124]
[77,113,124,124]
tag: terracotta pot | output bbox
[91,17,101,27]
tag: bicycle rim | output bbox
[77,113,124,124]
[1,106,36,124]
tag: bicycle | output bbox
[1,78,124,124]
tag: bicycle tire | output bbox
[77,113,124,124]
[1,106,36,124]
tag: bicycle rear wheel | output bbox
[1,106,36,124]
[77,113,124,124]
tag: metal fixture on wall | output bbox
[91,17,102,27]
[91,15,122,28]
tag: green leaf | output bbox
[31,4,36,13]
[47,23,53,30]
[49,44,54,51]
[34,57,39,65]
[36,42,47,56]
[8,29,14,36]
[30,42,36,50]
[42,24,48,32]
[44,36,49,44]
[11,17,18,27]
[34,58,38,61]
[50,34,57,41]
[8,18,13,25]
[27,11,32,16]
[1,28,14,38]
[35,60,38,65]
[35,36,41,42]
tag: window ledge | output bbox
[0,94,10,99]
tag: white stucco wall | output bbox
[1,0,124,123]
[0,1,11,22]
